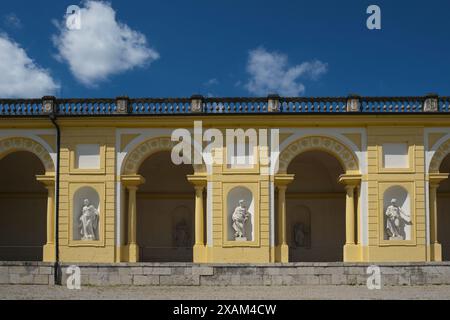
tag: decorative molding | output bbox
[346,95,361,112]
[278,136,359,173]
[268,94,281,113]
[190,95,203,113]
[123,137,176,174]
[123,136,206,174]
[423,96,438,112]
[429,139,450,172]
[0,137,55,172]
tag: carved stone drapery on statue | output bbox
[80,199,99,241]
[385,198,411,240]
[232,200,250,241]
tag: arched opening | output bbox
[285,150,346,262]
[136,151,195,262]
[437,154,450,260]
[0,151,47,261]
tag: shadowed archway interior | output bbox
[437,154,450,261]
[285,150,346,262]
[0,151,47,261]
[136,151,195,262]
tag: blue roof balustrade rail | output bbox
[0,99,43,116]
[361,97,424,113]
[0,95,449,116]
[130,98,191,114]
[203,97,268,113]
[440,97,450,112]
[280,97,347,113]
[57,98,117,115]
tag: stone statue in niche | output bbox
[293,223,306,247]
[385,198,411,240]
[232,200,250,241]
[80,199,99,241]
[174,219,190,247]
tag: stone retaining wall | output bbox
[2,261,450,286]
[0,262,55,285]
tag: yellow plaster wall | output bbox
[58,128,116,263]
[366,127,426,261]
[207,145,272,263]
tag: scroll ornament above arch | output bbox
[0,137,54,173]
[278,136,359,173]
[429,139,450,173]
[122,137,205,175]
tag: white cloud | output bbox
[203,78,219,86]
[52,0,159,86]
[3,13,22,29]
[245,47,328,96]
[0,34,59,98]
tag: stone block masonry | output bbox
[2,261,450,286]
[0,262,55,285]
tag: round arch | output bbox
[277,136,359,174]
[430,138,450,173]
[0,137,54,173]
[121,136,205,175]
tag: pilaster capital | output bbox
[121,174,146,189]
[338,173,362,187]
[187,174,207,190]
[429,173,449,188]
[36,175,55,188]
[274,174,295,189]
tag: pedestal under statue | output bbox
[232,199,250,241]
[80,199,99,241]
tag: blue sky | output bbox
[0,0,449,98]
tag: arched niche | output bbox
[288,205,311,249]
[171,205,194,248]
[227,186,254,241]
[383,186,412,241]
[73,186,100,241]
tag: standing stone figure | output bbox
[174,219,190,247]
[80,199,99,241]
[385,198,410,240]
[232,200,250,240]
[293,223,306,247]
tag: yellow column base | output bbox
[124,244,139,262]
[275,244,289,263]
[193,244,207,263]
[343,244,362,262]
[42,243,56,262]
[430,243,442,262]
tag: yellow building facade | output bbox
[1,95,450,264]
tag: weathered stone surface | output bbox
[3,262,450,286]
[200,275,231,286]
[305,275,320,285]
[331,274,348,285]
[239,275,263,286]
[319,275,332,285]
[191,266,214,276]
[143,267,172,275]
[33,275,50,285]
[133,275,159,286]
[160,275,200,286]
[0,271,9,284]
[39,267,53,275]
[9,266,39,274]
[9,273,34,284]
